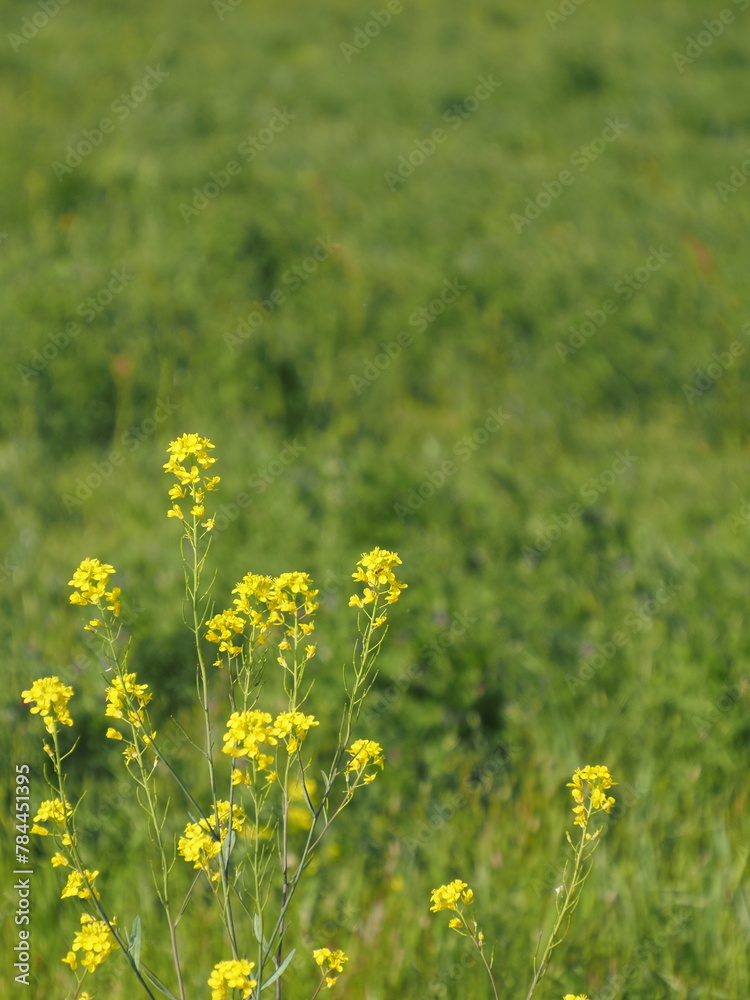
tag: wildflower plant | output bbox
[20,433,406,1000]
[430,765,618,1000]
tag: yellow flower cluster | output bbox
[31,799,73,840]
[62,913,118,973]
[68,558,120,619]
[429,879,474,914]
[21,676,74,733]
[313,948,348,989]
[61,869,100,900]
[345,739,384,783]
[105,672,153,727]
[222,709,319,769]
[222,710,277,763]
[164,433,220,524]
[206,571,319,665]
[205,610,246,658]
[208,959,257,1000]
[236,572,318,634]
[563,994,590,1000]
[269,711,320,754]
[348,547,407,611]
[567,765,617,827]
[178,801,246,878]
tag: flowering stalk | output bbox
[23,435,407,1000]
[429,881,498,1000]
[429,767,616,1000]
[523,766,616,1000]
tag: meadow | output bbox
[1,0,749,997]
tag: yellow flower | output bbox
[205,610,246,658]
[178,801,246,874]
[349,547,407,608]
[270,711,319,753]
[21,677,73,733]
[429,879,474,913]
[567,765,617,826]
[208,959,257,1000]
[51,852,69,867]
[32,798,73,835]
[313,948,348,988]
[21,676,74,732]
[164,434,219,520]
[222,710,277,758]
[563,995,590,1000]
[105,672,152,725]
[64,913,118,973]
[345,739,385,775]
[229,570,319,641]
[61,869,100,900]
[68,559,119,614]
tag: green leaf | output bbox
[129,914,142,970]
[259,949,296,992]
[140,964,181,1000]
[219,828,236,870]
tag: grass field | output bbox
[2,0,750,997]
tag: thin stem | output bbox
[523,809,593,1000]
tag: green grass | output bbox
[1,0,749,996]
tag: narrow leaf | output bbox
[259,949,296,992]
[140,964,181,1000]
[219,829,236,870]
[129,914,142,970]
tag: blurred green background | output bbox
[2,0,749,996]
